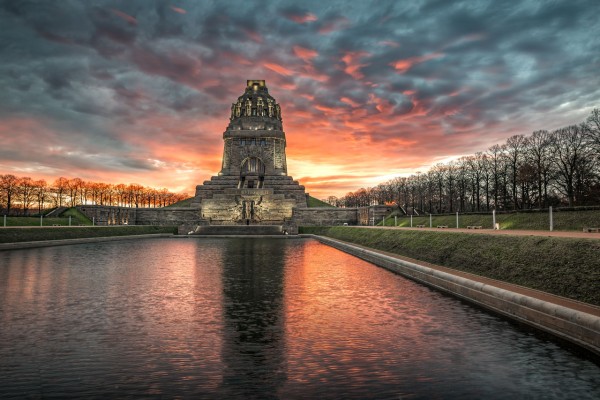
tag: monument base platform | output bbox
[188,225,288,236]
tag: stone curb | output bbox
[0,234,174,251]
[175,235,301,239]
[304,234,600,357]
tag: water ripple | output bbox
[0,238,598,399]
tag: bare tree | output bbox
[66,178,84,207]
[53,177,69,207]
[584,108,600,158]
[551,125,592,206]
[504,135,528,209]
[0,174,19,215]
[33,179,48,214]
[128,184,145,207]
[527,130,553,208]
[17,177,36,215]
[430,164,446,213]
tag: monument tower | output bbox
[190,80,307,227]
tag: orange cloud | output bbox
[340,97,360,108]
[110,8,137,25]
[298,64,329,82]
[318,16,350,34]
[289,13,318,24]
[264,63,294,76]
[368,93,393,113]
[293,46,318,62]
[341,51,370,79]
[391,53,444,73]
[170,6,187,14]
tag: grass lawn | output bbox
[2,207,93,227]
[380,209,600,231]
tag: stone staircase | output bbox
[189,225,287,236]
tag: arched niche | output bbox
[238,157,266,188]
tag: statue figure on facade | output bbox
[230,104,235,120]
[245,99,252,116]
[268,100,274,117]
[242,200,254,221]
[235,101,241,117]
[257,97,264,116]
[276,104,281,120]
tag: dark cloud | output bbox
[0,0,598,196]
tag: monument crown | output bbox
[230,80,281,122]
[221,80,287,179]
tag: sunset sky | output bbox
[1,1,599,199]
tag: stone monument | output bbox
[190,80,307,231]
[79,80,359,232]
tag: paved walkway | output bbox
[356,226,600,239]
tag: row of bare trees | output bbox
[333,109,600,212]
[0,175,189,215]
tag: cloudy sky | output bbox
[0,0,599,198]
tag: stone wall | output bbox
[135,207,203,226]
[358,205,394,225]
[292,207,358,226]
[78,206,203,226]
[78,205,359,230]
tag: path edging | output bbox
[0,234,174,251]
[305,234,600,357]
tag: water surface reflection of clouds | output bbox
[0,238,599,398]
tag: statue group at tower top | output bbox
[230,80,282,120]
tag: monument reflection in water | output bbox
[219,239,287,398]
[0,238,599,399]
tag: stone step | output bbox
[190,225,287,236]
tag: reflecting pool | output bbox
[0,238,599,399]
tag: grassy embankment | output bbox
[307,195,334,208]
[379,209,600,231]
[300,226,600,306]
[0,226,177,244]
[165,197,196,207]
[2,207,93,227]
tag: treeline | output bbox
[332,109,600,212]
[0,175,189,215]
